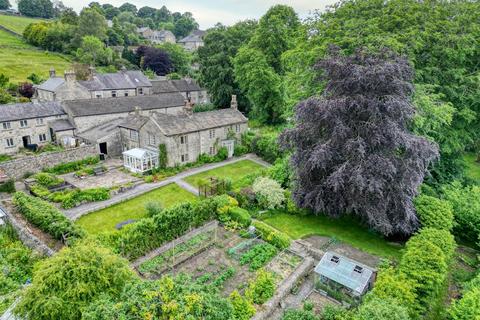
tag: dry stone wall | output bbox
[0,145,97,180]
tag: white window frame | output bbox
[20,120,28,128]
[130,130,138,140]
[124,92,129,97]
[2,122,11,130]
[209,129,215,139]
[180,135,188,144]
[209,146,216,155]
[38,133,47,142]
[235,124,241,133]
[148,132,156,146]
[111,90,117,97]
[36,118,44,125]
[5,138,14,147]
[181,153,189,162]
[138,88,143,95]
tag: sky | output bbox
[60,0,338,29]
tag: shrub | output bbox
[145,202,163,217]
[230,290,256,320]
[448,274,480,320]
[240,243,277,271]
[234,144,249,156]
[43,156,100,175]
[253,220,291,249]
[229,207,252,227]
[0,179,15,193]
[33,172,64,188]
[268,156,292,188]
[252,177,285,209]
[215,146,229,161]
[370,267,416,307]
[246,269,275,304]
[412,227,456,260]
[158,144,167,169]
[442,182,480,243]
[282,309,320,320]
[14,240,135,320]
[414,194,454,231]
[12,192,84,240]
[249,132,283,163]
[355,296,410,320]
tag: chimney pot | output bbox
[49,68,56,78]
[230,95,238,110]
[64,70,76,82]
[134,106,141,116]
[184,99,193,116]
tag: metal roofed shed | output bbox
[122,148,159,173]
[314,251,376,297]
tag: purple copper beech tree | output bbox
[280,48,439,236]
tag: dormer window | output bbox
[354,266,363,274]
[330,256,340,264]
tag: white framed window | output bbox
[209,129,215,139]
[235,124,241,133]
[36,118,44,125]
[138,88,143,95]
[111,91,117,97]
[181,154,189,162]
[5,138,14,147]
[130,130,138,140]
[2,122,11,130]
[148,132,156,146]
[209,146,216,155]
[38,133,47,142]
[96,94,101,98]
[124,92,129,97]
[20,120,28,128]
[180,135,188,144]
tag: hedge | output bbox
[0,179,15,193]
[252,220,291,249]
[229,207,252,227]
[414,194,454,231]
[448,274,480,320]
[43,156,100,175]
[12,192,84,240]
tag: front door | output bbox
[22,136,31,148]
[99,142,108,155]
[221,140,234,158]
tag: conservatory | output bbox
[122,148,159,173]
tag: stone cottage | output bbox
[137,27,176,44]
[0,101,71,154]
[151,78,209,104]
[34,68,152,102]
[119,96,247,170]
[178,30,206,51]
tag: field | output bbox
[261,211,403,260]
[0,29,71,83]
[0,14,43,34]
[184,160,266,190]
[76,183,197,234]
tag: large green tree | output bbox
[0,0,10,10]
[14,240,135,320]
[197,21,257,110]
[18,0,54,18]
[76,36,113,66]
[74,7,108,46]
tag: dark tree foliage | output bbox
[18,82,34,98]
[136,46,172,76]
[18,0,54,18]
[0,0,10,10]
[280,48,439,235]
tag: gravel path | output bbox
[64,154,269,220]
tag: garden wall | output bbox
[1,204,55,257]
[0,145,98,180]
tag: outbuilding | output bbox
[122,148,159,173]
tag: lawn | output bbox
[0,29,72,83]
[0,14,44,34]
[464,153,480,183]
[184,160,266,190]
[261,211,403,260]
[76,183,197,235]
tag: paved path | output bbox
[64,154,269,220]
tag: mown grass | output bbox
[0,14,43,34]
[261,211,403,260]
[464,153,480,183]
[184,159,266,190]
[76,183,198,235]
[0,29,71,83]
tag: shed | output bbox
[314,251,376,297]
[122,148,158,173]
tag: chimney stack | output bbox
[230,95,238,110]
[134,106,141,116]
[49,68,56,78]
[64,70,76,83]
[88,66,96,80]
[183,99,193,116]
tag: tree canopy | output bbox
[280,48,438,235]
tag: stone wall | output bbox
[0,145,98,180]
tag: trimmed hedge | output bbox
[414,194,454,231]
[12,192,84,240]
[229,207,252,227]
[252,220,291,249]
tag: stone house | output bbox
[119,96,247,169]
[137,27,176,44]
[151,78,209,104]
[34,68,152,102]
[178,30,205,51]
[0,101,70,154]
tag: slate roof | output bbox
[178,30,205,43]
[48,119,76,132]
[35,77,65,92]
[77,118,124,142]
[79,71,152,90]
[314,251,375,296]
[118,114,149,130]
[148,108,248,136]
[62,94,185,118]
[151,79,204,94]
[0,101,66,122]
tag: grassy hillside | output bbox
[0,14,43,34]
[0,29,71,83]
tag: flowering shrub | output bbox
[252,177,285,209]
